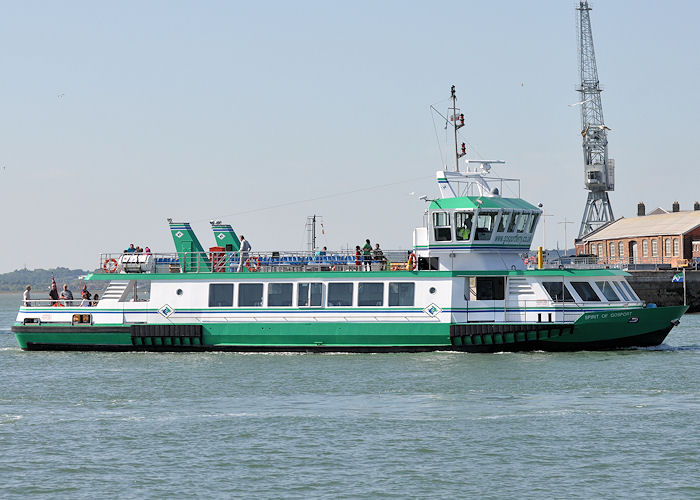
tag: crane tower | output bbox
[576,0,614,239]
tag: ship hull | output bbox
[12,305,687,353]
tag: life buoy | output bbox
[245,256,261,272]
[407,253,417,271]
[103,258,118,273]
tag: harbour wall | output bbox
[627,270,699,313]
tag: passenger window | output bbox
[433,212,451,241]
[238,283,263,307]
[595,281,620,301]
[542,282,574,302]
[298,283,323,307]
[267,283,293,306]
[475,277,504,300]
[358,283,384,306]
[475,211,497,240]
[389,282,414,306]
[209,283,233,307]
[571,281,601,302]
[455,211,473,241]
[328,283,353,307]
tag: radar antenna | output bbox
[576,0,615,239]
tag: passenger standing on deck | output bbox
[362,239,372,270]
[60,284,74,306]
[372,243,385,270]
[49,283,59,305]
[237,235,252,272]
[23,285,31,307]
[355,246,361,269]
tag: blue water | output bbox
[1,293,699,498]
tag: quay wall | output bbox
[626,270,699,313]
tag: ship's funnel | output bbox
[168,221,210,272]
[210,222,240,251]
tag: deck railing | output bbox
[21,299,100,308]
[98,250,411,274]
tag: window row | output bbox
[432,210,539,242]
[592,238,680,258]
[542,280,637,303]
[208,282,415,308]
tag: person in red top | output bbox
[355,246,361,268]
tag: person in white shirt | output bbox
[23,285,31,307]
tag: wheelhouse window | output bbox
[515,213,530,233]
[298,283,323,307]
[528,213,539,233]
[497,212,511,232]
[620,281,638,301]
[238,283,263,307]
[613,281,630,301]
[328,283,353,307]
[209,283,234,307]
[475,277,504,300]
[595,281,620,301]
[475,211,497,241]
[455,211,473,241]
[433,212,451,241]
[358,283,384,306]
[267,283,293,307]
[570,281,601,302]
[388,282,414,306]
[542,282,574,302]
[507,212,519,232]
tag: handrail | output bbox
[21,299,100,308]
[98,250,407,274]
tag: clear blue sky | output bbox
[0,0,698,272]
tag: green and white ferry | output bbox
[12,90,687,352]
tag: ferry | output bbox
[12,88,687,352]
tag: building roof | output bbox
[580,211,700,242]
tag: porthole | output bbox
[429,287,436,294]
[176,289,183,296]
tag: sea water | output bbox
[0,293,698,498]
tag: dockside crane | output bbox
[576,0,615,239]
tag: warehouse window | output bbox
[642,240,648,257]
[618,242,624,259]
[651,239,658,257]
[665,238,671,256]
[673,238,680,257]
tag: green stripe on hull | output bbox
[13,306,687,351]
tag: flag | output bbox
[671,272,684,283]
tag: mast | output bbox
[576,0,615,239]
[450,85,466,172]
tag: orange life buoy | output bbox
[407,253,417,271]
[103,258,118,273]
[245,256,261,272]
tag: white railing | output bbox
[98,250,411,274]
[21,299,99,308]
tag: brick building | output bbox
[575,202,700,267]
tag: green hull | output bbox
[12,305,687,353]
